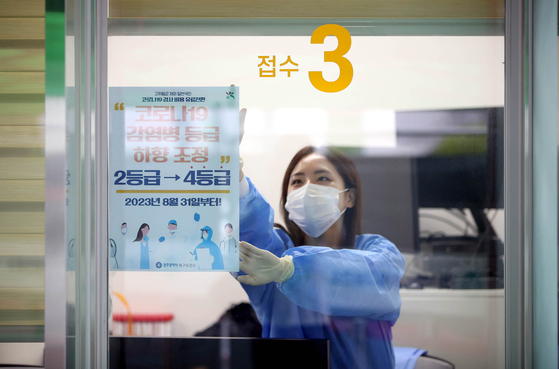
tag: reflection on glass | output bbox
[109,26,504,369]
[360,108,504,290]
[65,86,76,364]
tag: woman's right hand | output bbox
[238,241,294,285]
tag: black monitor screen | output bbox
[415,155,488,209]
[399,108,504,210]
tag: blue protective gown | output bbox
[240,178,405,369]
[139,236,150,270]
[194,226,224,270]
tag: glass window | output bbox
[107,13,505,369]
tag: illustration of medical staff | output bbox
[219,223,237,257]
[194,226,224,270]
[116,222,126,269]
[133,223,150,270]
[168,219,178,235]
[67,238,75,271]
[156,220,188,263]
[109,238,119,269]
[183,213,201,262]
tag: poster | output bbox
[109,87,239,272]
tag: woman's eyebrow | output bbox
[291,169,331,177]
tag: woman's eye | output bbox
[291,179,302,185]
[318,176,330,182]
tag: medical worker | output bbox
[219,223,238,256]
[237,145,405,369]
[133,223,150,270]
[156,220,189,262]
[194,226,224,270]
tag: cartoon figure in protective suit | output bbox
[194,226,224,270]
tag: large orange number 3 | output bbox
[309,24,353,93]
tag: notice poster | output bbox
[109,87,239,272]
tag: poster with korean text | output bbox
[109,87,239,272]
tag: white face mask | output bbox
[121,228,127,235]
[285,183,348,238]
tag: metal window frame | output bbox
[45,0,108,367]
[505,0,559,369]
[45,0,557,367]
[505,0,533,367]
[531,0,558,367]
[44,0,69,366]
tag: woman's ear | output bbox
[345,188,356,208]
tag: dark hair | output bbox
[276,146,362,248]
[134,223,150,242]
[225,223,233,229]
[121,222,127,226]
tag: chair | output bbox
[415,355,455,369]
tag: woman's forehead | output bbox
[291,153,338,175]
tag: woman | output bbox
[237,146,405,369]
[133,223,150,270]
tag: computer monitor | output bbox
[400,108,504,210]
[342,107,504,258]
[349,155,419,254]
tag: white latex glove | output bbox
[238,241,294,286]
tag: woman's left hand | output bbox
[238,241,294,286]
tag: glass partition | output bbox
[107,12,506,369]
[36,0,559,367]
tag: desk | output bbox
[392,289,505,369]
[109,336,329,369]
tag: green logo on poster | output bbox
[226,92,235,99]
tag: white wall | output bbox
[393,289,505,369]
[109,36,504,227]
[111,271,248,336]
